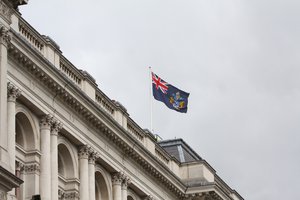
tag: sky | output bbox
[20,1,300,199]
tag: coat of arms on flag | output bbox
[152,72,190,113]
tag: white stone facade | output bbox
[0,1,243,200]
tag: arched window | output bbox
[95,171,110,200]
[57,140,79,197]
[15,111,38,200]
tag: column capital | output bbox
[40,114,54,129]
[78,145,90,159]
[0,25,11,47]
[121,175,131,190]
[112,171,125,186]
[15,161,24,171]
[51,119,63,135]
[88,149,99,165]
[7,82,21,102]
[143,195,154,200]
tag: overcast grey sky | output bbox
[20,1,300,199]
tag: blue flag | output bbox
[152,72,190,113]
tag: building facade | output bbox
[0,1,243,200]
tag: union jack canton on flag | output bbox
[152,72,190,113]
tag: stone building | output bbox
[0,1,244,200]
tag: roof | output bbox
[158,138,202,163]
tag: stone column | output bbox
[51,119,62,200]
[15,161,23,199]
[0,26,10,165]
[7,82,21,172]
[112,172,124,200]
[79,145,90,200]
[40,114,53,200]
[88,150,99,200]
[121,175,131,200]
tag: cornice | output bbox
[7,29,230,199]
[0,165,23,191]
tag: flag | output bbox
[152,72,190,113]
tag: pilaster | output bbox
[51,119,62,200]
[78,145,90,200]
[0,25,10,167]
[15,161,23,199]
[7,82,21,172]
[88,149,99,200]
[121,175,131,200]
[39,114,53,200]
[112,172,125,200]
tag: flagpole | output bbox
[149,66,153,133]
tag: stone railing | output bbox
[127,120,144,142]
[95,91,115,116]
[155,147,170,165]
[59,58,82,86]
[18,18,45,53]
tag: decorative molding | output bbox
[183,192,221,200]
[64,192,79,200]
[51,118,63,135]
[121,175,131,189]
[7,82,21,102]
[0,165,23,191]
[78,145,90,159]
[111,171,125,185]
[40,114,54,129]
[21,163,40,174]
[15,160,24,171]
[58,189,79,200]
[58,189,64,200]
[0,25,11,46]
[143,195,154,200]
[88,149,99,165]
[10,0,28,9]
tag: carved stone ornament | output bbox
[51,119,63,134]
[143,195,154,200]
[58,189,80,200]
[184,193,212,200]
[0,25,11,46]
[7,82,21,102]
[122,175,131,189]
[0,1,12,23]
[10,0,28,9]
[58,189,64,200]
[15,161,24,171]
[64,192,79,200]
[40,114,54,129]
[88,149,99,165]
[111,171,125,185]
[21,163,40,174]
[78,145,90,159]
